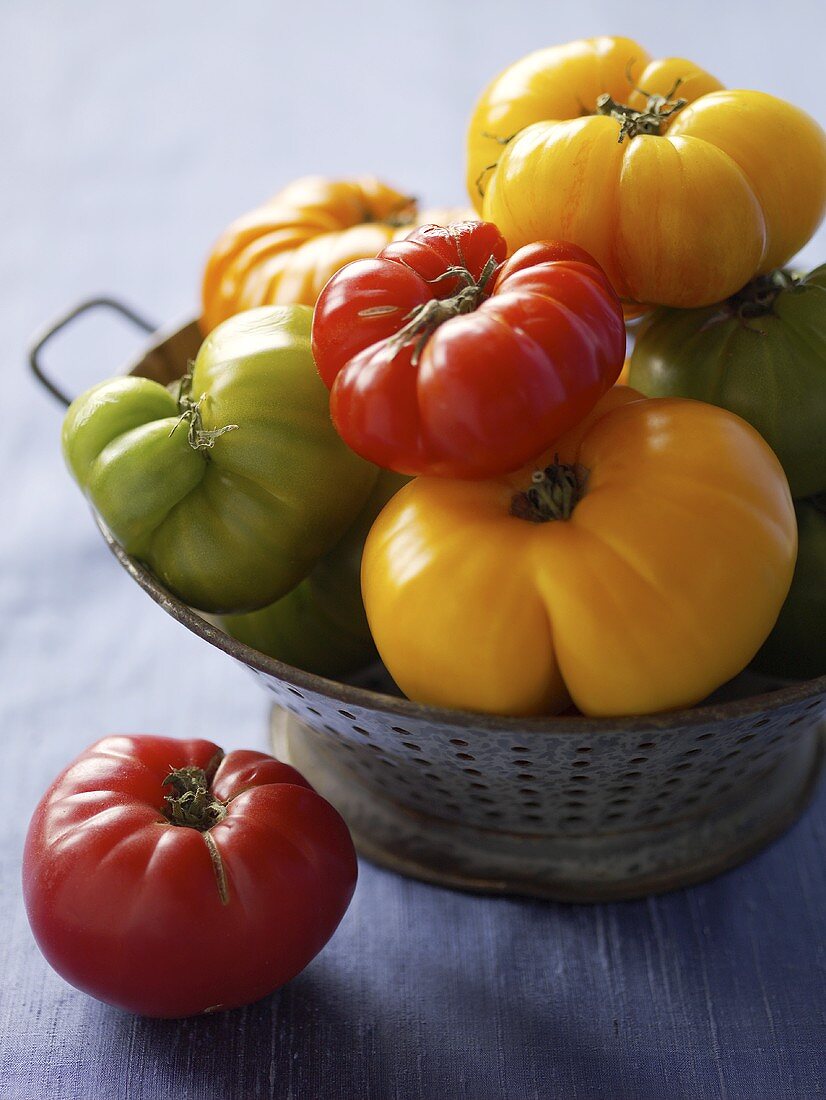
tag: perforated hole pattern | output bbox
[260,669,825,836]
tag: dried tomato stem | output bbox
[729,269,798,319]
[359,195,418,228]
[391,253,500,365]
[162,757,226,831]
[170,369,239,455]
[595,73,687,143]
[510,460,589,522]
[162,756,229,905]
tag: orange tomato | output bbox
[201,176,475,332]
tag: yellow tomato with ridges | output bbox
[468,37,826,309]
[362,391,797,718]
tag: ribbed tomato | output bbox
[362,391,797,717]
[23,736,357,1018]
[201,174,474,332]
[469,36,826,309]
[629,265,826,499]
[312,221,625,478]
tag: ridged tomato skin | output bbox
[218,468,408,676]
[362,391,797,717]
[468,37,826,309]
[312,222,626,478]
[62,306,378,614]
[201,173,475,332]
[629,264,826,499]
[23,735,357,1018]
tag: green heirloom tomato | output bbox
[629,267,826,498]
[219,469,407,677]
[751,495,826,680]
[62,307,378,613]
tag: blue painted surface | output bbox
[3,2,825,1096]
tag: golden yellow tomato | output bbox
[202,176,474,332]
[362,390,797,718]
[468,36,826,308]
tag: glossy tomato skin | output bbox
[362,390,797,718]
[470,37,826,309]
[312,222,625,478]
[201,174,476,333]
[218,468,408,677]
[62,306,377,613]
[629,265,826,499]
[23,736,357,1018]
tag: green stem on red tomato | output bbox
[162,757,230,905]
[389,253,500,365]
[162,761,227,830]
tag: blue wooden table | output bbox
[3,2,825,1096]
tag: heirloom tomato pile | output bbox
[63,34,826,714]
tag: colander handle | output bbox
[28,296,156,408]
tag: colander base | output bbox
[272,707,824,902]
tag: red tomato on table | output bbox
[22,736,356,1018]
[312,221,625,478]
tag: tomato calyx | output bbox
[384,254,500,365]
[162,753,230,905]
[359,195,418,228]
[163,761,227,831]
[510,459,589,522]
[728,269,799,320]
[170,370,239,456]
[596,71,687,143]
[378,196,418,228]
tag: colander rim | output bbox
[99,519,826,735]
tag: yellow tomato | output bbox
[362,390,796,718]
[468,36,826,308]
[201,176,475,332]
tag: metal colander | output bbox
[31,299,826,901]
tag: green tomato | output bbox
[751,496,826,681]
[219,469,408,677]
[62,307,377,613]
[629,267,826,498]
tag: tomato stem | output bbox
[475,130,520,199]
[596,70,687,143]
[381,196,419,228]
[162,757,227,831]
[510,460,589,522]
[162,755,230,905]
[169,369,239,455]
[729,269,799,320]
[359,195,418,228]
[390,253,500,365]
